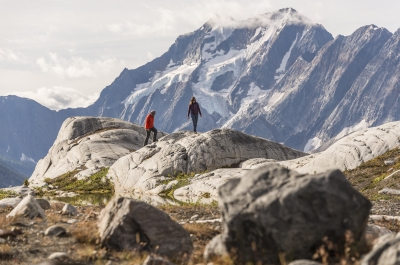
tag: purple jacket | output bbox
[188,102,202,116]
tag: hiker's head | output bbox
[150,110,156,115]
[190,97,196,104]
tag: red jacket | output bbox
[144,114,154,129]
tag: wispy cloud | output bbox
[36,53,119,79]
[0,48,21,62]
[11,86,99,110]
[105,0,272,37]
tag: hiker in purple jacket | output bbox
[187,96,202,133]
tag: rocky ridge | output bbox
[29,117,166,186]
[107,128,306,195]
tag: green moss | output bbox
[370,193,392,201]
[0,190,18,200]
[160,172,196,197]
[372,173,387,184]
[44,168,113,194]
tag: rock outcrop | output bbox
[107,129,306,194]
[209,165,371,264]
[29,116,166,186]
[279,121,400,174]
[98,197,192,263]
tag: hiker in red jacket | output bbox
[143,110,157,146]
[187,96,202,133]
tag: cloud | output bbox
[0,48,21,62]
[105,0,272,37]
[11,87,99,110]
[36,53,119,79]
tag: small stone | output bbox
[190,214,199,220]
[45,225,66,237]
[36,198,51,210]
[0,229,17,238]
[62,203,78,216]
[0,238,6,244]
[214,225,221,231]
[142,254,176,265]
[67,219,78,224]
[48,251,69,260]
[384,159,396,166]
[11,228,23,235]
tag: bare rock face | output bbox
[7,195,46,219]
[174,168,250,203]
[29,116,166,186]
[98,197,192,263]
[280,121,400,174]
[213,165,371,264]
[108,128,306,194]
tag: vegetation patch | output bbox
[344,147,400,201]
[43,167,113,194]
[0,190,18,200]
[159,172,196,198]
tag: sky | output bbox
[0,0,398,110]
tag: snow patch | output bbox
[123,63,198,107]
[241,82,270,105]
[334,119,371,140]
[275,33,299,82]
[20,153,36,164]
[304,137,322,152]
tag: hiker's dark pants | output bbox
[144,127,157,146]
[191,114,198,132]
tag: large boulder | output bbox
[98,197,192,263]
[280,121,400,174]
[29,116,166,185]
[213,165,371,264]
[108,129,306,194]
[7,195,46,219]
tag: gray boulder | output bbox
[36,198,51,210]
[215,165,371,264]
[108,129,306,194]
[7,195,46,219]
[98,197,192,263]
[45,225,67,237]
[365,224,393,246]
[62,203,78,216]
[29,116,166,186]
[362,233,400,265]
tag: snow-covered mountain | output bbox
[87,8,333,133]
[226,24,398,152]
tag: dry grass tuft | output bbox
[71,220,99,244]
[0,244,12,260]
[45,211,62,224]
[0,214,13,229]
